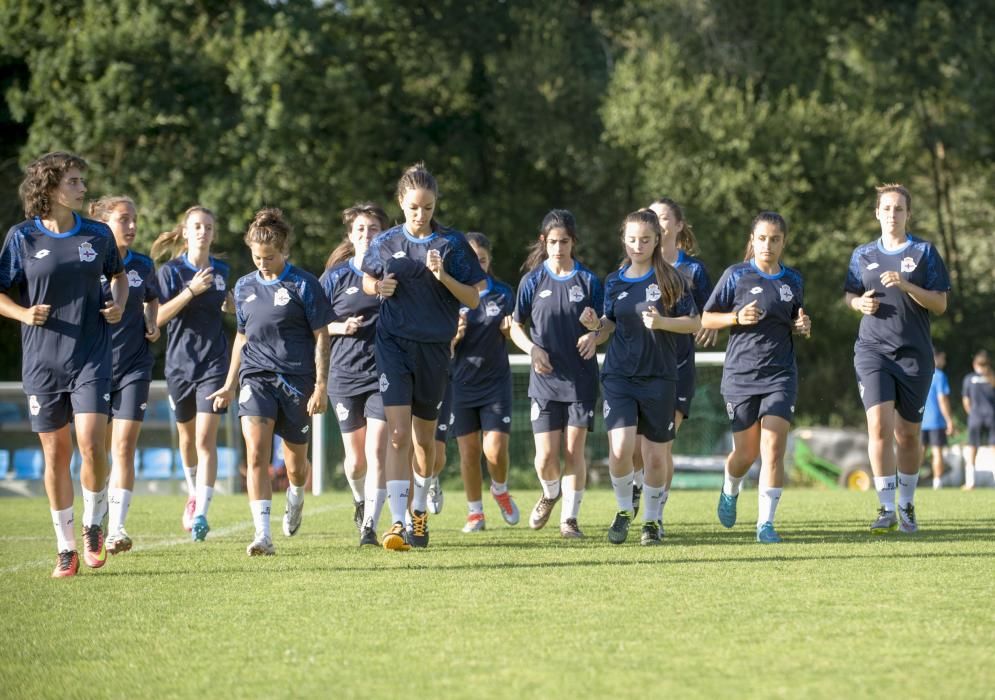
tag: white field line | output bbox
[0,502,345,575]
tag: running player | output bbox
[208,208,333,555]
[89,195,160,554]
[154,205,234,541]
[844,184,950,532]
[703,211,810,544]
[579,210,700,544]
[0,152,127,577]
[361,163,486,550]
[451,232,520,532]
[511,209,603,539]
[321,202,390,545]
[961,350,995,490]
[920,347,954,489]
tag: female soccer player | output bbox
[0,152,127,577]
[702,211,810,544]
[920,347,954,489]
[844,184,949,532]
[321,202,390,545]
[154,205,234,541]
[450,232,520,532]
[361,163,486,550]
[579,210,700,545]
[208,208,333,555]
[961,350,995,490]
[511,210,603,539]
[90,195,161,554]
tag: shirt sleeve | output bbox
[361,236,385,278]
[703,267,734,313]
[603,276,617,322]
[590,274,605,317]
[924,244,952,292]
[235,280,248,334]
[675,285,697,318]
[157,263,179,303]
[0,230,24,293]
[844,248,865,296]
[444,235,487,286]
[301,276,336,330]
[692,264,712,313]
[939,371,950,396]
[513,273,534,324]
[103,238,124,278]
[962,374,971,398]
[144,261,160,302]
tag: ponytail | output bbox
[621,210,685,311]
[88,195,135,222]
[152,205,215,260]
[651,197,699,255]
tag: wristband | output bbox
[732,310,739,326]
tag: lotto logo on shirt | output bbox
[779,284,793,302]
[900,257,917,273]
[78,241,97,263]
[274,288,291,307]
[33,249,50,259]
[568,285,584,303]
[645,284,661,302]
[127,270,143,288]
[345,286,359,295]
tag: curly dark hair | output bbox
[18,151,89,218]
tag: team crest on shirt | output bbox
[750,286,763,295]
[335,403,349,421]
[345,286,359,295]
[239,385,252,404]
[78,241,97,263]
[779,284,794,302]
[617,291,628,300]
[379,373,390,393]
[28,395,40,416]
[214,274,226,291]
[900,257,917,273]
[568,285,584,303]
[33,249,50,259]
[645,284,661,302]
[127,270,143,288]
[485,301,501,317]
[538,290,553,298]
[392,251,407,259]
[530,401,540,422]
[274,288,291,307]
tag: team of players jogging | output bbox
[3,151,979,579]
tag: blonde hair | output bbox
[151,205,215,260]
[88,195,135,222]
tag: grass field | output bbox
[1,487,994,699]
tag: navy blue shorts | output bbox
[435,382,454,443]
[329,389,385,433]
[602,376,676,443]
[920,428,947,448]
[26,379,111,432]
[452,383,513,438]
[967,420,995,447]
[374,328,449,421]
[168,375,227,423]
[110,376,151,422]
[854,350,932,424]
[724,390,796,433]
[238,373,314,445]
[530,398,595,434]
[675,359,695,419]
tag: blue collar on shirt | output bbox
[543,259,578,281]
[348,258,363,276]
[674,249,687,267]
[876,234,912,255]
[619,264,654,283]
[181,252,214,272]
[402,226,437,243]
[749,259,785,280]
[479,276,494,297]
[256,263,292,286]
[122,250,133,266]
[33,212,81,238]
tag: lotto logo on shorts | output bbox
[168,395,176,410]
[239,385,252,404]
[301,425,309,434]
[603,401,611,418]
[449,413,455,425]
[78,241,97,262]
[502,416,511,424]
[379,374,389,393]
[140,402,147,411]
[668,421,674,431]
[568,285,584,303]
[530,401,540,422]
[901,257,917,273]
[645,283,661,302]
[779,284,793,302]
[439,423,447,432]
[127,270,143,288]
[726,402,734,419]
[274,288,291,307]
[103,393,110,402]
[335,403,349,421]
[918,405,925,414]
[214,274,226,291]
[28,395,40,416]
[790,405,795,413]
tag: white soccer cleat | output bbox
[247,535,276,556]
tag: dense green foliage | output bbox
[1,1,992,424]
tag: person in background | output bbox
[920,347,954,489]
[961,350,995,490]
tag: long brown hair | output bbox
[396,162,442,233]
[522,209,578,272]
[621,210,686,311]
[151,205,216,260]
[325,202,390,269]
[245,208,292,255]
[651,197,698,254]
[743,211,788,262]
[88,195,135,222]
[19,151,88,218]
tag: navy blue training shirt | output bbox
[0,214,123,393]
[673,250,712,368]
[361,225,486,344]
[514,260,603,402]
[602,266,697,381]
[844,235,951,361]
[452,276,514,405]
[157,254,231,384]
[102,250,158,385]
[235,264,335,381]
[320,259,380,395]
[962,373,995,423]
[704,261,804,397]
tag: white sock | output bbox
[287,483,305,507]
[250,500,271,539]
[561,486,583,522]
[194,484,214,517]
[722,471,746,497]
[932,476,942,490]
[346,476,365,503]
[411,472,429,513]
[964,464,976,488]
[51,507,75,552]
[108,488,132,533]
[386,480,409,524]
[757,487,782,525]
[642,485,665,522]
[183,465,197,494]
[633,469,644,488]
[82,487,106,527]
[874,475,897,511]
[610,471,634,512]
[659,489,670,522]
[540,478,561,500]
[490,480,507,495]
[897,472,917,508]
[468,500,484,515]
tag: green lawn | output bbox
[1,488,993,699]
